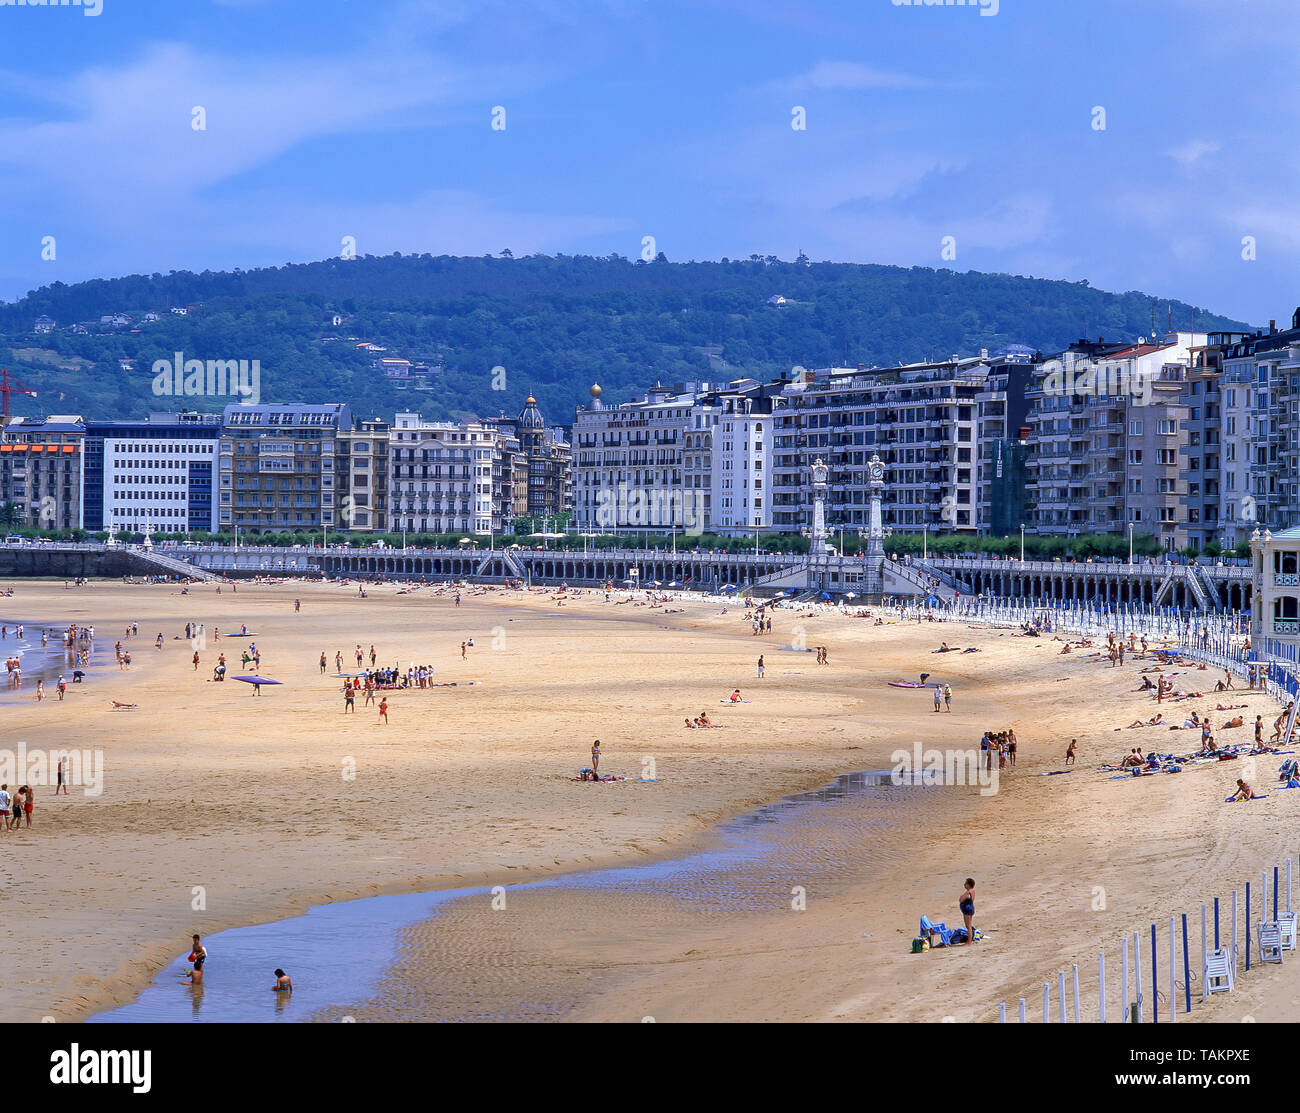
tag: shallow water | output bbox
[92,769,946,1022]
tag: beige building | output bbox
[0,416,85,532]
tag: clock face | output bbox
[870,462,884,481]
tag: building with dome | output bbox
[483,395,572,526]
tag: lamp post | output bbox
[1128,522,1134,565]
[1020,523,1025,563]
[923,522,928,562]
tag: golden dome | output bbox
[590,383,603,398]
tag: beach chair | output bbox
[1202,947,1235,1000]
[919,915,957,946]
[1278,911,1298,951]
[1257,921,1285,964]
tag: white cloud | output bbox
[784,61,933,92]
[1165,139,1221,166]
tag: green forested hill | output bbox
[0,253,1252,424]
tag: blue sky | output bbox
[0,0,1296,323]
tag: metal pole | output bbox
[1232,890,1238,968]
[1072,965,1081,1024]
[1018,998,1026,1023]
[1058,971,1066,1023]
[1169,917,1176,1023]
[1121,937,1129,1021]
[1182,914,1191,1015]
[1151,924,1158,1024]
[1134,931,1143,1023]
[1246,883,1251,971]
[1099,952,1107,1023]
[1042,982,1050,1023]
[999,1002,1006,1023]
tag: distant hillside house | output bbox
[33,315,56,333]
[767,295,788,307]
[169,306,188,316]
[118,358,136,372]
[100,313,132,328]
[376,357,412,378]
[328,313,345,327]
[142,312,162,323]
[355,341,377,351]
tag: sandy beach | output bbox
[0,576,1294,1024]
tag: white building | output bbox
[387,412,508,536]
[83,412,223,534]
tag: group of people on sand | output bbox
[980,729,1016,769]
[0,783,34,830]
[685,711,721,729]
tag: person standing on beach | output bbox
[56,758,67,795]
[1007,730,1017,767]
[757,655,765,678]
[591,739,601,774]
[56,674,65,700]
[943,683,952,712]
[378,697,388,724]
[35,680,42,703]
[343,686,355,714]
[22,785,32,828]
[1065,739,1077,766]
[185,935,206,985]
[294,599,301,613]
[933,685,942,713]
[958,879,976,944]
[1256,715,1264,747]
[0,785,9,834]
[461,642,467,660]
[320,652,327,674]
[193,651,200,671]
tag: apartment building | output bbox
[571,385,698,531]
[0,416,84,531]
[387,413,511,536]
[1025,333,1207,546]
[336,418,390,533]
[83,411,222,534]
[771,356,995,536]
[483,396,573,524]
[219,403,352,535]
[709,390,775,537]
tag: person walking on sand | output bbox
[35,680,42,703]
[958,879,976,944]
[294,599,301,613]
[56,758,68,795]
[1065,739,1077,766]
[193,650,200,671]
[320,652,327,675]
[378,697,388,724]
[1224,669,1235,691]
[22,784,32,828]
[343,686,355,714]
[56,674,65,700]
[757,655,765,679]
[591,739,601,774]
[0,785,9,834]
[335,651,343,672]
[1256,715,1264,747]
[461,642,467,660]
[933,685,942,713]
[942,683,952,712]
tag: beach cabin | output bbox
[1251,526,1300,665]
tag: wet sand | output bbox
[0,577,1289,1023]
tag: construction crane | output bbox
[0,369,37,427]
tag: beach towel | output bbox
[1225,794,1269,802]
